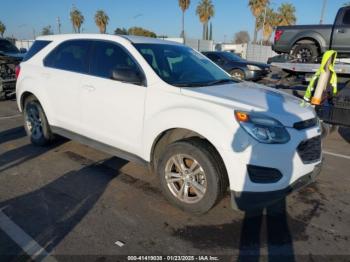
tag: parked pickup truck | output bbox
[273,6,350,63]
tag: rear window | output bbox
[23,40,51,62]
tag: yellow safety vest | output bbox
[304,50,338,102]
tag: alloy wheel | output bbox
[297,48,312,63]
[232,71,244,80]
[164,154,207,204]
[25,103,43,140]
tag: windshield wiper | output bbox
[173,79,235,87]
[202,79,236,86]
[173,82,208,87]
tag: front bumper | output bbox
[0,78,16,95]
[231,163,322,211]
[245,69,270,81]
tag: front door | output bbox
[332,7,350,54]
[80,40,147,155]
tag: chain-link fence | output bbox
[245,44,277,63]
[15,40,34,50]
[217,43,277,63]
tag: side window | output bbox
[44,40,91,74]
[90,41,141,79]
[343,9,350,25]
[23,40,51,62]
[206,53,220,62]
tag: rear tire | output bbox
[292,44,319,63]
[23,96,54,146]
[157,138,227,214]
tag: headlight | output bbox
[235,111,290,144]
[247,65,262,71]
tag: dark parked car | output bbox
[272,6,350,63]
[0,38,26,99]
[202,51,270,81]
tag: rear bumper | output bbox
[230,163,322,211]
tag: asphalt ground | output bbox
[0,78,350,262]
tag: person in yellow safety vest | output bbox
[304,50,338,103]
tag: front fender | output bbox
[142,105,236,162]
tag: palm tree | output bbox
[257,8,279,43]
[95,10,109,34]
[178,0,191,38]
[0,21,6,37]
[41,25,53,36]
[70,7,84,33]
[196,0,215,40]
[277,3,296,26]
[248,0,270,43]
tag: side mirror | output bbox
[19,48,27,53]
[111,68,145,86]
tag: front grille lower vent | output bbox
[297,136,322,164]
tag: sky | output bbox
[0,0,347,42]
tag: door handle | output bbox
[337,28,346,34]
[82,85,96,92]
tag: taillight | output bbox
[274,30,284,42]
[15,65,20,79]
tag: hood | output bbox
[181,81,316,127]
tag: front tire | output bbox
[23,96,54,146]
[157,139,227,214]
[230,69,245,80]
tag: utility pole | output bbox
[320,0,327,24]
[261,5,267,46]
[57,17,61,34]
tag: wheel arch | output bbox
[18,85,54,125]
[20,91,36,111]
[149,127,229,188]
[291,34,325,53]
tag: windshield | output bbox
[220,52,243,61]
[134,43,236,87]
[0,40,19,53]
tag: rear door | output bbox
[43,40,92,132]
[80,40,147,155]
[332,7,350,53]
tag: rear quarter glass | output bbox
[22,40,51,62]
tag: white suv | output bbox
[16,34,322,213]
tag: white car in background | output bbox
[16,34,322,213]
